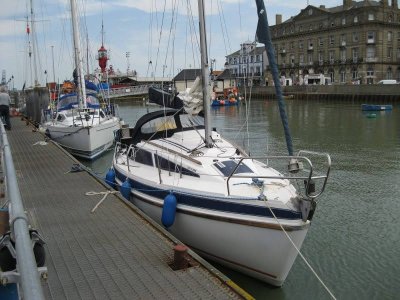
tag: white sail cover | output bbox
[177,76,210,115]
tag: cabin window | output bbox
[154,154,199,177]
[134,149,153,166]
[141,115,177,134]
[213,160,253,177]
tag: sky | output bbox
[0,0,343,89]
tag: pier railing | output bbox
[0,122,46,300]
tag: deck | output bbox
[4,117,251,299]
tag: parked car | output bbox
[377,79,397,84]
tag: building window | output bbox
[330,35,335,45]
[308,8,313,15]
[366,66,374,84]
[367,31,375,43]
[319,37,324,47]
[387,47,393,58]
[308,39,313,48]
[329,68,335,83]
[340,69,346,83]
[387,67,393,79]
[250,56,254,63]
[388,31,392,42]
[290,41,294,50]
[329,50,335,63]
[318,51,324,64]
[256,55,261,62]
[290,55,295,64]
[342,17,346,25]
[299,54,304,64]
[354,16,358,23]
[352,32,359,42]
[368,13,374,21]
[366,46,375,59]
[308,54,313,64]
[397,47,400,59]
[352,67,358,80]
[340,49,346,62]
[299,40,303,49]
[352,48,359,62]
[299,25,303,32]
[367,67,374,77]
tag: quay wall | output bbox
[242,85,400,103]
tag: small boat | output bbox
[41,0,121,160]
[361,104,393,111]
[110,0,331,287]
[211,98,239,106]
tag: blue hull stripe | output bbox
[115,169,302,220]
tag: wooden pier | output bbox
[5,117,252,300]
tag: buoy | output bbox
[162,192,177,228]
[105,168,116,189]
[120,178,131,200]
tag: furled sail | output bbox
[148,76,210,116]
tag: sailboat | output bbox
[111,0,331,286]
[41,0,121,160]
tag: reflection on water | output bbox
[83,100,400,299]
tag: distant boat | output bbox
[211,99,239,106]
[361,104,393,111]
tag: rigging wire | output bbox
[262,197,337,300]
[216,0,231,54]
[154,0,168,78]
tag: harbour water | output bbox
[83,99,400,299]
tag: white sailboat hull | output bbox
[45,117,120,159]
[115,177,308,287]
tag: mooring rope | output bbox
[86,190,120,213]
[261,197,336,299]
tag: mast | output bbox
[70,0,87,108]
[30,0,39,86]
[197,0,212,148]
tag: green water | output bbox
[84,100,400,299]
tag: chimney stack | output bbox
[276,14,282,25]
[343,0,352,9]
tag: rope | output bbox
[261,196,336,299]
[86,190,120,213]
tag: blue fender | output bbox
[120,178,131,200]
[105,168,116,189]
[162,192,177,228]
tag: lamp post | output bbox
[126,52,130,75]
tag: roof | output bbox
[226,46,265,58]
[216,69,234,80]
[173,69,202,81]
[282,1,382,24]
